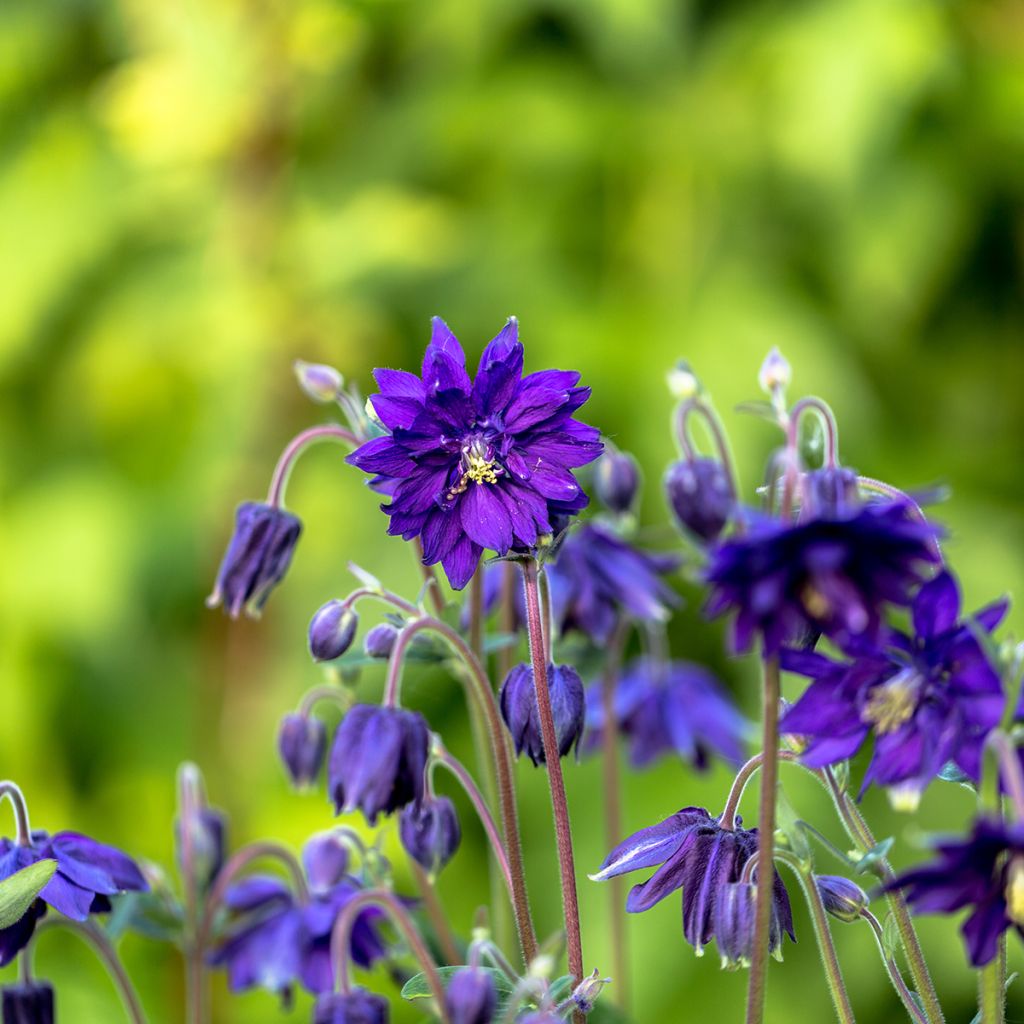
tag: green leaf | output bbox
[881,911,901,959]
[854,837,894,877]
[401,966,516,1003]
[104,890,183,942]
[0,859,56,929]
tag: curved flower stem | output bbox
[0,781,32,845]
[773,850,855,1024]
[413,538,447,617]
[745,655,781,1024]
[789,397,840,469]
[266,424,359,508]
[520,560,585,1024]
[332,889,451,1022]
[376,614,538,963]
[720,750,801,831]
[674,398,740,499]
[856,477,943,564]
[298,684,352,718]
[410,860,461,966]
[32,918,147,1024]
[177,764,208,1024]
[822,771,944,1024]
[600,618,630,1011]
[861,910,929,1024]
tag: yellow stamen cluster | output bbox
[446,449,503,500]
[862,675,918,735]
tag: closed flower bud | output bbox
[593,449,641,515]
[309,600,358,662]
[2,981,55,1024]
[500,663,584,766]
[176,806,227,893]
[801,467,861,520]
[667,361,701,399]
[207,502,302,619]
[314,990,389,1024]
[665,458,733,543]
[570,970,610,1014]
[816,875,869,923]
[399,796,461,877]
[364,623,399,659]
[278,713,327,788]
[758,347,791,397]
[714,881,757,969]
[328,704,430,824]
[444,966,497,1024]
[294,360,343,404]
[302,831,350,894]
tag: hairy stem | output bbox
[861,910,928,1024]
[410,860,462,966]
[177,764,208,1024]
[0,781,32,845]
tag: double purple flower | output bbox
[347,318,602,589]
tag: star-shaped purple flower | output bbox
[887,817,1024,967]
[780,570,1008,802]
[347,318,603,589]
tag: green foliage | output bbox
[0,860,55,930]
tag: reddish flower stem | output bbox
[266,424,359,508]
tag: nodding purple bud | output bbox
[801,467,861,520]
[816,875,869,923]
[594,449,641,515]
[758,347,791,397]
[175,807,227,893]
[664,457,733,543]
[207,502,302,619]
[277,713,327,788]
[313,990,389,1024]
[2,981,55,1024]
[714,881,758,969]
[309,600,358,662]
[363,623,399,660]
[302,831,350,894]
[294,360,344,404]
[399,796,461,877]
[444,966,497,1024]
[499,663,585,766]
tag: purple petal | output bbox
[913,571,960,639]
[460,485,513,553]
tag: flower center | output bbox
[446,438,503,500]
[861,670,919,735]
[1006,856,1024,927]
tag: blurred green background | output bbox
[1,0,1022,1020]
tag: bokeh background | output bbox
[1,0,1023,1020]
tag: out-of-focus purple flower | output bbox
[314,990,389,1024]
[279,714,328,788]
[593,448,641,516]
[780,570,1008,803]
[816,876,868,923]
[0,832,148,966]
[363,623,399,660]
[445,966,497,1024]
[176,806,227,894]
[207,502,302,619]
[665,458,734,544]
[886,817,1024,967]
[516,1015,559,1024]
[799,467,860,520]
[346,318,602,590]
[309,600,359,662]
[399,797,461,877]
[547,523,679,645]
[328,705,429,824]
[1,981,54,1024]
[500,663,584,766]
[294,360,344,404]
[591,806,794,960]
[584,658,748,771]
[705,500,940,654]
[209,836,388,998]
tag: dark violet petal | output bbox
[625,830,702,913]
[46,832,147,895]
[223,876,293,912]
[441,535,481,591]
[39,873,98,920]
[912,570,960,640]
[373,367,425,400]
[592,807,711,881]
[460,484,513,552]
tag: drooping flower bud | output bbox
[664,458,733,543]
[328,704,430,824]
[499,663,585,766]
[593,449,641,516]
[207,502,302,618]
[277,713,327,788]
[313,990,389,1024]
[294,360,344,404]
[302,831,351,894]
[758,347,791,397]
[444,965,497,1024]
[667,360,701,399]
[2,981,55,1024]
[801,467,861,520]
[363,623,399,660]
[175,806,227,893]
[399,796,461,877]
[309,600,358,662]
[816,875,869,923]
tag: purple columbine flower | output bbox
[665,457,734,544]
[445,966,498,1024]
[886,818,1024,967]
[583,657,748,771]
[314,990,389,1024]
[500,663,584,766]
[0,831,148,966]
[399,796,461,877]
[278,713,328,788]
[779,570,1008,804]
[705,498,940,654]
[593,447,641,516]
[346,318,603,590]
[209,834,388,998]
[591,806,795,960]
[207,502,302,619]
[176,806,227,894]
[1,981,54,1024]
[328,705,430,824]
[713,881,759,969]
